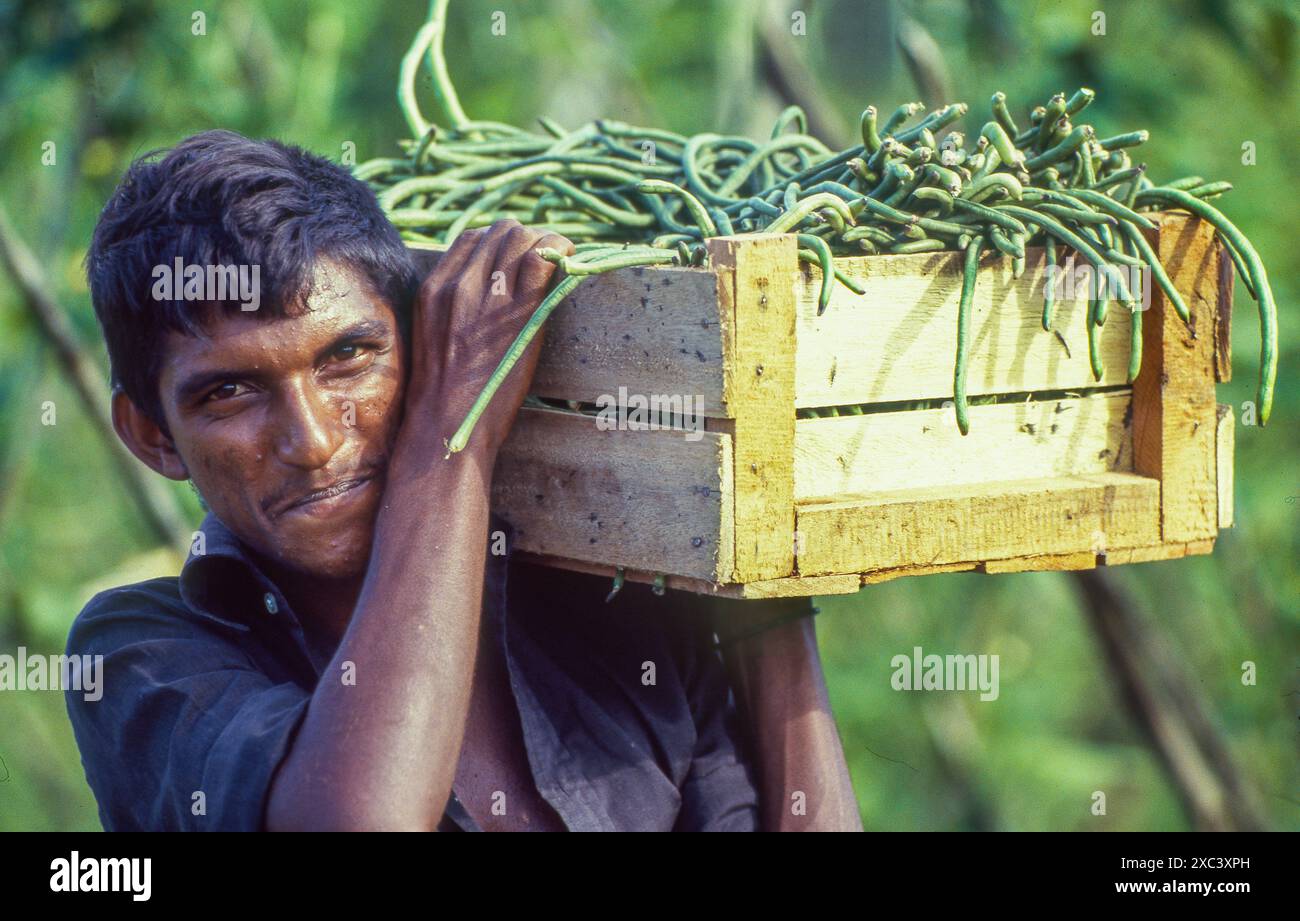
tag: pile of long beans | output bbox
[357,1,1277,448]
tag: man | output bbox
[65,129,861,831]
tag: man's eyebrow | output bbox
[322,319,393,350]
[175,366,263,403]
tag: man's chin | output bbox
[262,514,376,581]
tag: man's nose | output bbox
[272,378,345,470]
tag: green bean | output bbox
[1065,86,1095,115]
[951,197,1028,234]
[891,238,947,254]
[1042,237,1058,331]
[882,102,925,136]
[798,234,837,314]
[989,225,1024,259]
[1091,164,1146,193]
[1186,181,1233,199]
[1098,130,1149,151]
[1127,300,1143,383]
[1012,233,1028,277]
[1104,247,1144,268]
[954,235,984,435]
[980,122,1025,168]
[1221,236,1258,299]
[716,136,829,197]
[991,91,1019,137]
[1079,145,1098,187]
[921,163,964,195]
[962,173,1024,203]
[765,192,856,233]
[1160,175,1206,191]
[1036,202,1118,226]
[353,157,411,181]
[637,179,718,236]
[604,568,626,603]
[916,215,968,237]
[897,103,967,144]
[538,177,656,227]
[1087,297,1105,380]
[1023,125,1094,172]
[910,186,954,215]
[772,105,808,138]
[1065,188,1158,230]
[856,196,920,226]
[1035,93,1067,152]
[860,106,882,153]
[1120,229,1145,383]
[552,249,679,275]
[1135,186,1276,423]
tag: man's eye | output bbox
[205,382,246,402]
[332,343,365,362]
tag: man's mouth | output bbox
[269,470,381,519]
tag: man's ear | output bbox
[111,388,189,481]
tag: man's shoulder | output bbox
[66,576,215,658]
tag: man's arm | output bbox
[712,601,863,832]
[265,220,574,831]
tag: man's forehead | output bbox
[159,261,394,376]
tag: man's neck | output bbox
[256,556,363,651]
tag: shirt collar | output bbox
[178,513,279,632]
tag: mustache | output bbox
[262,460,387,517]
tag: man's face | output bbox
[156,259,406,579]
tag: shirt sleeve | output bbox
[671,615,760,832]
[64,583,312,832]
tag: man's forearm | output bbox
[720,610,863,832]
[266,440,493,831]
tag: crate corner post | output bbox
[705,233,799,584]
[1131,213,1223,547]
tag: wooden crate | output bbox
[409,213,1234,598]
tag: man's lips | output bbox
[267,470,381,518]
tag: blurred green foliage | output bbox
[0,0,1295,832]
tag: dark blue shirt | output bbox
[64,512,760,831]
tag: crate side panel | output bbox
[491,407,732,581]
[793,248,1133,407]
[795,471,1160,575]
[409,245,729,415]
[794,390,1134,501]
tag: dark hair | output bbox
[87,129,418,427]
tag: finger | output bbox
[511,233,575,307]
[416,227,488,306]
[448,219,524,315]
[506,228,569,300]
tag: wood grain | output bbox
[1216,403,1234,529]
[1131,214,1222,543]
[792,247,1133,408]
[706,234,798,582]
[409,244,731,414]
[491,406,733,581]
[795,471,1161,576]
[793,390,1134,501]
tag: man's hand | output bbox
[402,219,575,464]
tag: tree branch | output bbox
[1071,568,1266,831]
[0,203,191,549]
